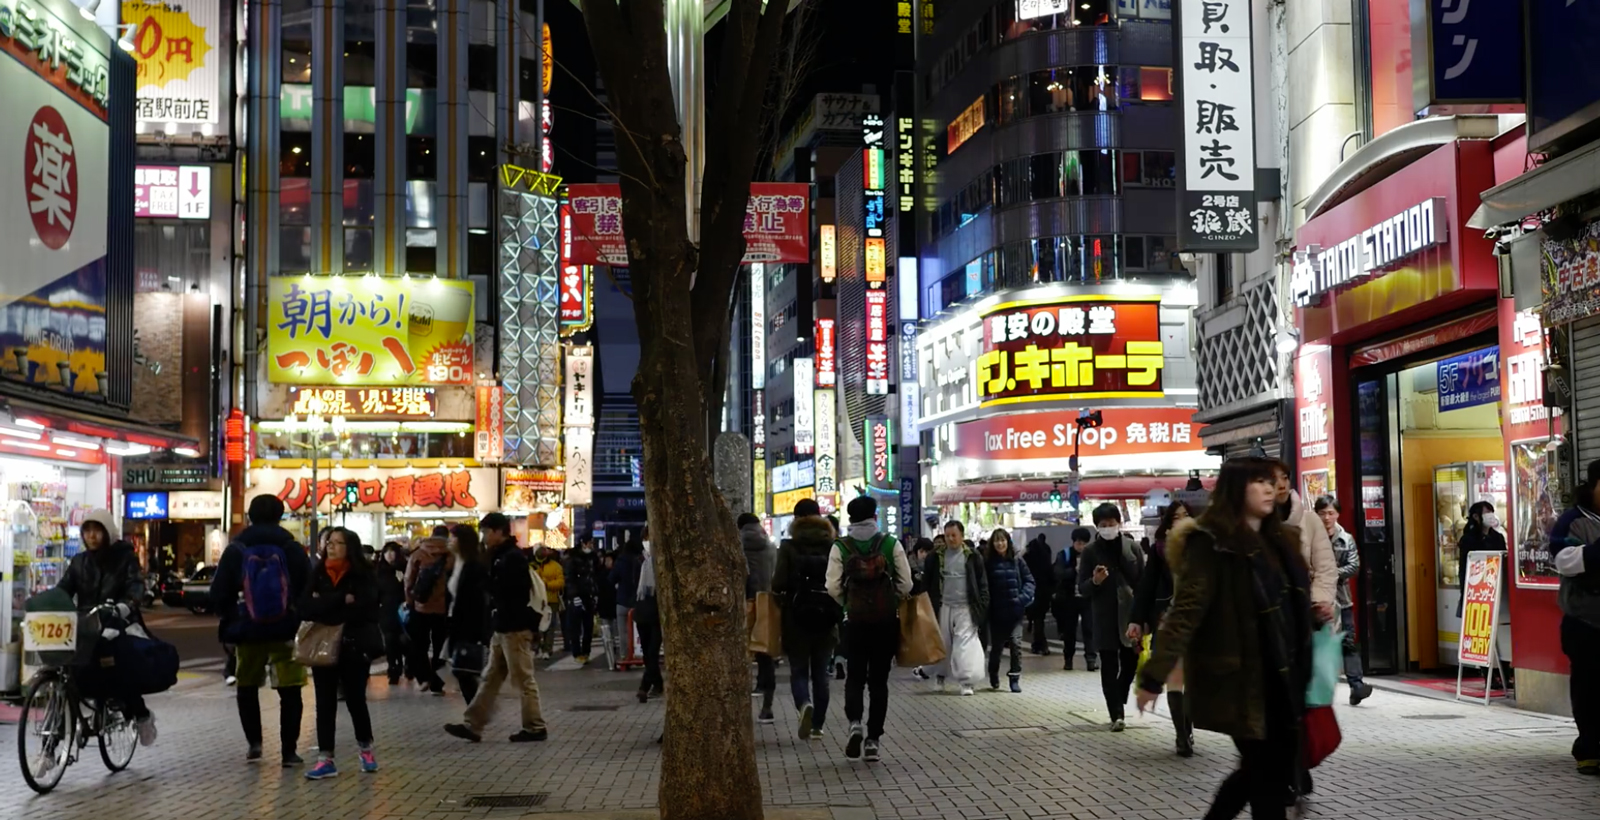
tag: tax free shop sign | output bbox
[934,407,1214,485]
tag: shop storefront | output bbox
[1291,138,1563,691]
[122,489,229,571]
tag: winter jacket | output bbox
[1139,518,1312,741]
[297,561,383,658]
[1552,505,1600,630]
[58,537,145,619]
[404,538,456,615]
[448,559,493,645]
[375,555,407,631]
[1456,524,1507,595]
[1023,537,1055,614]
[742,523,777,598]
[770,516,840,652]
[1051,547,1084,610]
[824,522,915,613]
[611,548,644,609]
[562,548,601,609]
[487,541,538,634]
[1130,540,1174,631]
[983,543,1036,625]
[1330,525,1359,611]
[597,561,618,613]
[532,551,565,605]
[211,523,313,644]
[1077,533,1144,650]
[925,540,990,627]
[1282,491,1338,606]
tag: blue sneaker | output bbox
[306,757,338,780]
[359,748,378,773]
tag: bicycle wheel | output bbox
[97,703,137,773]
[17,673,75,794]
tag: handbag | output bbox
[450,641,488,674]
[747,592,783,656]
[895,593,947,668]
[293,621,344,667]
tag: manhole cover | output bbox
[462,794,549,809]
[1493,726,1573,737]
[952,726,1049,739]
[1401,714,1466,720]
[569,704,622,712]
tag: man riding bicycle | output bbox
[57,510,158,747]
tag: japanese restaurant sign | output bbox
[815,389,837,513]
[503,468,564,510]
[1176,0,1258,251]
[267,275,474,386]
[475,384,504,463]
[566,183,810,266]
[558,204,592,335]
[288,386,436,418]
[976,296,1165,407]
[866,290,890,395]
[253,467,494,512]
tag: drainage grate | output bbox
[569,704,622,712]
[462,794,549,809]
[952,726,1049,739]
[1401,714,1466,720]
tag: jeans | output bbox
[463,630,546,733]
[987,616,1023,684]
[1099,644,1140,720]
[311,649,373,755]
[844,619,899,740]
[564,606,594,659]
[787,638,835,729]
[1339,607,1365,688]
[1563,615,1600,762]
[406,612,448,688]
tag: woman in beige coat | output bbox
[1272,463,1338,622]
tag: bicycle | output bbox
[16,603,141,794]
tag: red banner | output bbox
[566,183,811,266]
[475,385,504,463]
[816,318,837,388]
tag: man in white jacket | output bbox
[1273,464,1339,622]
[825,496,913,763]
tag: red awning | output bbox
[932,475,1216,505]
[2,397,201,450]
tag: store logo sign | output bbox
[1291,198,1447,307]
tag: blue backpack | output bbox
[240,543,292,625]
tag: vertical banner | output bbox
[475,384,505,462]
[815,389,837,514]
[1457,551,1504,668]
[866,415,894,490]
[793,357,814,455]
[1176,0,1258,251]
[558,204,593,335]
[753,458,767,516]
[866,290,889,395]
[820,225,837,282]
[563,346,595,506]
[815,318,837,387]
[750,263,766,390]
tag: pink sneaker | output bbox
[359,748,378,773]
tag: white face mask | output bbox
[1482,513,1500,529]
[1097,526,1121,541]
[641,539,651,552]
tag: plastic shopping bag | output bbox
[1134,634,1153,678]
[1307,623,1342,707]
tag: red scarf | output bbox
[324,558,349,588]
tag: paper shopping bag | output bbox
[895,593,947,668]
[747,592,784,657]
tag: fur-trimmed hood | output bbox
[788,515,836,550]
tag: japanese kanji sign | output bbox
[253,467,494,512]
[475,384,504,463]
[814,389,837,513]
[866,415,894,490]
[565,183,810,266]
[866,289,890,395]
[134,165,210,218]
[949,407,1201,462]
[1412,0,1523,112]
[503,468,564,511]
[815,318,837,388]
[976,296,1165,407]
[563,345,594,427]
[267,275,475,386]
[557,204,593,335]
[1457,551,1504,668]
[123,0,221,126]
[289,386,436,418]
[1176,0,1258,252]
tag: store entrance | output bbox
[1350,337,1508,675]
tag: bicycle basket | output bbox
[22,610,101,668]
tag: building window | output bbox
[344,134,375,179]
[343,41,376,85]
[407,137,436,180]
[1215,253,1235,302]
[280,133,312,176]
[406,43,437,87]
[467,135,497,181]
[344,228,375,271]
[468,44,497,92]
[281,39,312,84]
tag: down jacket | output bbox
[58,510,145,617]
[1283,491,1338,606]
[984,538,1036,624]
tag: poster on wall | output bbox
[124,0,222,126]
[1511,439,1560,587]
[566,183,811,266]
[266,276,475,385]
[1457,551,1505,669]
[0,0,112,398]
[1437,346,1501,411]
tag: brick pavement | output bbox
[0,650,1592,820]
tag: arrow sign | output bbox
[176,165,211,220]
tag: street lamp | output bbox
[281,413,348,547]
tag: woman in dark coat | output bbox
[1137,458,1313,819]
[983,528,1035,692]
[1130,500,1195,756]
[447,525,492,703]
[376,542,408,684]
[299,527,382,779]
[770,515,841,739]
[1078,503,1144,729]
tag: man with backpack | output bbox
[405,535,456,694]
[211,494,313,766]
[825,496,913,763]
[446,513,549,743]
[772,511,840,741]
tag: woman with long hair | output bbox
[299,527,382,779]
[1137,458,1313,819]
[447,524,493,703]
[982,528,1035,693]
[1130,499,1195,756]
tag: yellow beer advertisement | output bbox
[267,275,475,386]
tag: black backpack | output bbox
[410,552,448,604]
[788,550,842,635]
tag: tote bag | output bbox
[293,621,344,667]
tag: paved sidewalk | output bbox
[0,650,1590,820]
